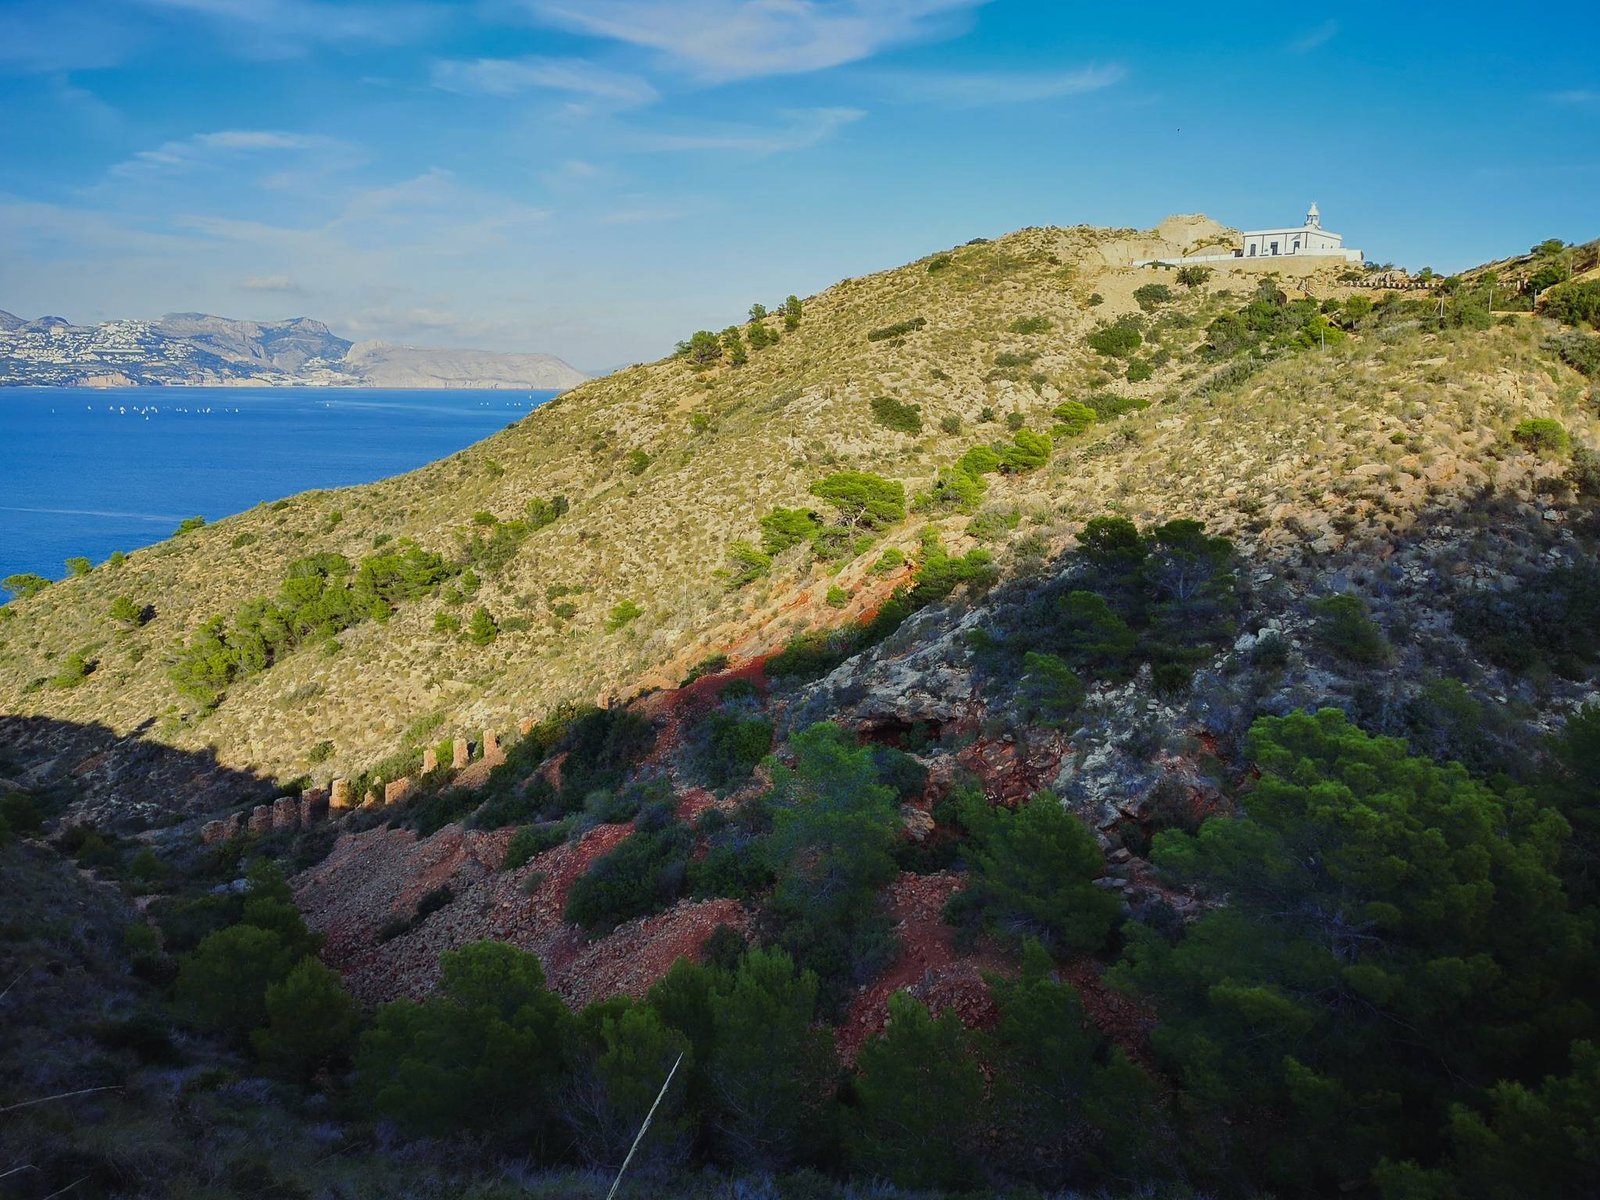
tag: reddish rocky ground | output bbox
[295,820,748,1008]
[837,871,1005,1063]
[293,654,1162,1061]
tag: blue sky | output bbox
[1,0,1596,369]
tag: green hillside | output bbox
[5,220,1600,1200]
[0,217,1594,802]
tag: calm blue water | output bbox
[0,387,557,582]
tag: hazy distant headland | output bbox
[0,309,589,390]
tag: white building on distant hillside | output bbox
[1241,203,1358,260]
[1136,204,1364,266]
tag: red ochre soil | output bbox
[295,820,747,1008]
[293,655,1154,1059]
[837,871,1004,1064]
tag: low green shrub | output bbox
[867,317,927,342]
[504,820,572,870]
[695,712,774,790]
[606,600,642,631]
[681,653,730,685]
[1133,283,1173,311]
[759,507,823,555]
[726,540,772,588]
[565,804,692,932]
[1512,418,1570,455]
[1542,279,1600,327]
[471,775,558,830]
[967,508,1020,542]
[869,395,923,434]
[1051,400,1096,437]
[997,429,1052,473]
[942,789,1118,954]
[1550,331,1600,377]
[1087,321,1142,358]
[873,548,905,574]
[1312,594,1391,665]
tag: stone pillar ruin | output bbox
[200,820,226,845]
[518,715,535,736]
[364,780,381,807]
[384,778,412,806]
[222,812,245,840]
[482,730,505,768]
[247,804,273,835]
[329,778,352,812]
[422,746,438,773]
[271,796,298,832]
[452,737,469,770]
[299,789,328,827]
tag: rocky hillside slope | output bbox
[0,216,1594,814]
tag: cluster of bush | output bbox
[919,428,1054,515]
[1453,562,1600,677]
[157,700,1600,1197]
[1550,329,1600,378]
[868,394,923,434]
[975,515,1240,702]
[679,298,803,369]
[727,471,909,588]
[169,544,453,708]
[1543,279,1600,327]
[166,862,360,1083]
[866,316,927,343]
[64,644,1600,1200]
[458,494,569,573]
[1203,278,1349,359]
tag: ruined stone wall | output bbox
[196,714,547,845]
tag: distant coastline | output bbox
[0,309,589,390]
[1,378,579,390]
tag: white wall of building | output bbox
[1241,227,1346,257]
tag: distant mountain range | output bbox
[0,309,589,389]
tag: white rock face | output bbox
[342,341,588,390]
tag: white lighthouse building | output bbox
[1136,204,1364,266]
[1240,203,1359,261]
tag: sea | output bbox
[0,387,558,583]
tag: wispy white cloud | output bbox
[873,63,1124,107]
[631,106,864,153]
[520,0,990,83]
[133,0,443,55]
[239,275,304,293]
[0,195,192,255]
[45,74,124,132]
[110,129,354,177]
[431,55,659,107]
[598,201,698,224]
[177,169,549,253]
[1288,20,1338,53]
